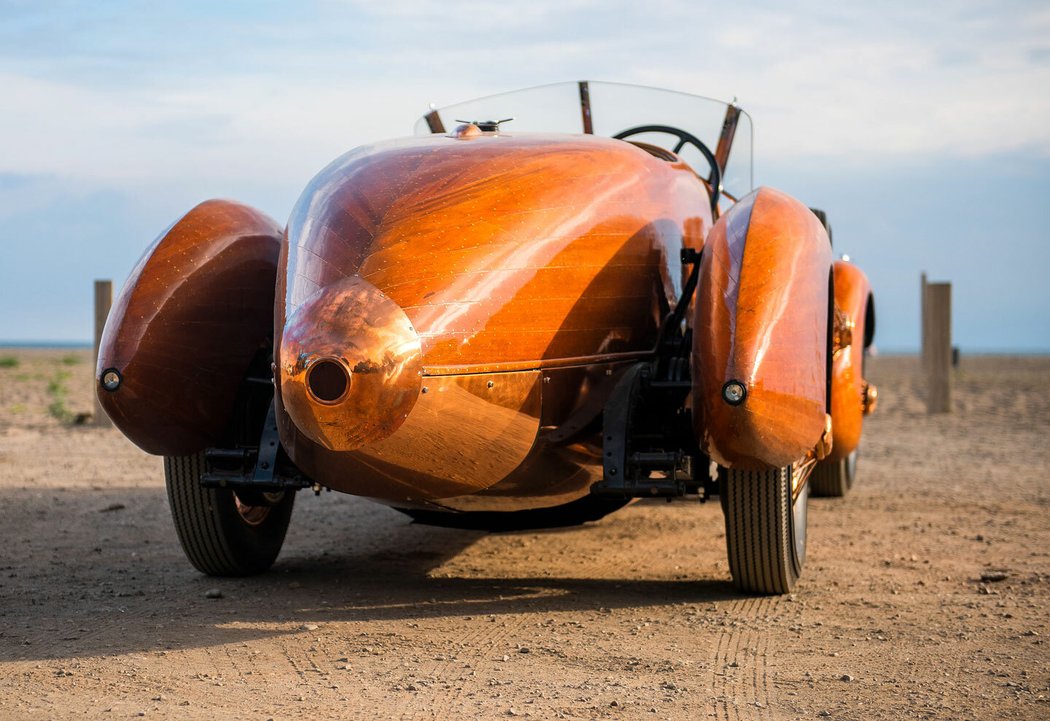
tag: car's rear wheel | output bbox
[809,449,857,497]
[721,465,808,594]
[165,451,295,576]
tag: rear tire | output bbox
[165,452,295,576]
[810,450,856,497]
[721,465,808,594]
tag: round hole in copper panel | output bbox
[307,359,349,404]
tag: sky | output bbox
[1,0,1048,351]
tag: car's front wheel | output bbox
[721,465,808,594]
[165,452,295,576]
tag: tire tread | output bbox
[810,454,854,498]
[165,452,292,576]
[723,466,802,594]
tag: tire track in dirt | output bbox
[269,632,343,707]
[393,618,524,720]
[709,594,781,721]
[394,587,552,721]
[279,638,312,683]
[5,351,1050,721]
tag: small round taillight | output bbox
[100,368,122,392]
[721,379,747,406]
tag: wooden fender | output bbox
[692,187,833,469]
[826,259,875,460]
[96,200,283,456]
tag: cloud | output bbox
[0,0,1046,197]
[1,1,1048,347]
[629,2,1050,161]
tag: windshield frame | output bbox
[415,80,753,199]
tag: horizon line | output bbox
[2,341,1049,357]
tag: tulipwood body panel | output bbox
[97,200,283,455]
[274,132,710,505]
[692,187,833,470]
[277,132,709,373]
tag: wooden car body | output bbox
[273,131,709,511]
[97,82,876,592]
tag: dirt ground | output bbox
[0,349,1047,720]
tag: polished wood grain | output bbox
[692,187,833,470]
[105,128,861,513]
[278,132,710,374]
[282,369,543,502]
[826,259,874,460]
[97,200,282,455]
[273,132,710,504]
[278,359,638,509]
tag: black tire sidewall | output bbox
[165,452,295,576]
[211,485,295,574]
[791,468,808,573]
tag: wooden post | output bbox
[920,272,928,373]
[94,280,113,427]
[924,282,951,413]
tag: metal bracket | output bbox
[456,117,514,132]
[252,400,280,484]
[592,362,698,499]
[597,363,647,490]
[592,246,707,500]
[201,399,311,491]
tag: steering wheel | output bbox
[613,125,721,212]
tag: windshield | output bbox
[414,81,753,201]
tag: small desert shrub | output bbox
[46,369,73,423]
[0,356,18,368]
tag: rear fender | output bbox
[692,187,833,469]
[827,260,875,460]
[96,200,282,455]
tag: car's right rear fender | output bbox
[96,199,282,456]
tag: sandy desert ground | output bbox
[0,349,1047,720]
